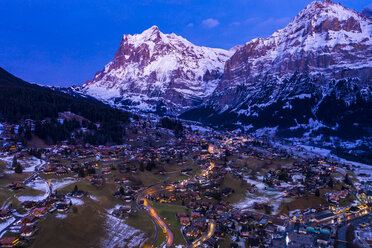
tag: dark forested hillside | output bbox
[0,67,133,145]
[0,67,131,123]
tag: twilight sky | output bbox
[0,0,370,86]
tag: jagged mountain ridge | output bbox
[180,0,372,155]
[210,0,372,108]
[76,1,371,150]
[82,26,234,114]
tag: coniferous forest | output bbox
[0,67,133,145]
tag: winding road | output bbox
[137,163,216,247]
[136,179,174,247]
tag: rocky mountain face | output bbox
[180,1,372,162]
[77,1,371,161]
[210,0,371,107]
[82,26,234,114]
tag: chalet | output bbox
[22,201,36,210]
[215,205,225,213]
[102,168,111,174]
[231,212,242,221]
[56,202,70,212]
[339,190,349,198]
[43,164,57,174]
[201,201,212,210]
[56,168,68,176]
[112,206,131,217]
[0,208,12,220]
[221,187,233,197]
[69,163,79,171]
[20,215,38,226]
[194,218,207,230]
[180,217,190,226]
[20,225,37,237]
[0,237,19,247]
[49,193,66,202]
[32,207,48,216]
[311,212,336,224]
[69,189,87,198]
[241,226,250,237]
[185,226,199,238]
[8,181,24,190]
[271,218,287,232]
[190,192,201,200]
[204,192,213,200]
[38,198,54,208]
[191,212,201,219]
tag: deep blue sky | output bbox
[0,0,370,86]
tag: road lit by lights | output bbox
[140,195,174,247]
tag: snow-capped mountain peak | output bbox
[212,0,372,105]
[83,26,234,114]
[188,0,372,146]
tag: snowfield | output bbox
[19,177,81,205]
[50,178,77,191]
[55,213,68,219]
[101,214,147,248]
[0,155,44,174]
[234,176,291,215]
[68,197,84,206]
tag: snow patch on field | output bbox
[17,194,48,202]
[101,214,147,248]
[0,156,44,173]
[234,176,290,215]
[89,195,100,201]
[55,213,68,219]
[19,178,50,202]
[26,178,49,192]
[50,178,77,191]
[68,197,84,206]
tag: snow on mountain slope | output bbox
[181,1,372,153]
[211,0,372,107]
[82,26,234,114]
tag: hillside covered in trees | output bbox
[0,67,134,145]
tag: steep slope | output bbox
[82,26,234,114]
[181,1,372,161]
[0,67,131,124]
[211,0,371,108]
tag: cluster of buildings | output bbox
[0,115,371,247]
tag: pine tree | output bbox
[78,167,85,178]
[14,161,23,174]
[315,189,320,197]
[12,156,17,168]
